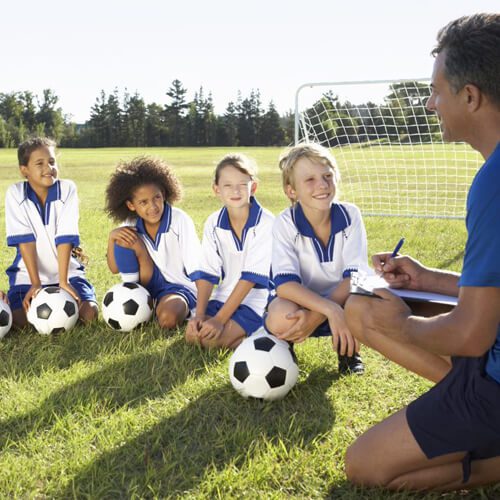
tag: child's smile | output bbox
[126,184,165,225]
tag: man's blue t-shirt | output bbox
[458,142,500,382]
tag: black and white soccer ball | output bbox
[0,298,13,339]
[229,329,299,401]
[27,286,79,335]
[102,282,153,332]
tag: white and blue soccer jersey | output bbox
[192,197,274,315]
[5,180,86,287]
[272,201,369,298]
[121,204,201,296]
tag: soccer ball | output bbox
[0,299,13,339]
[229,329,299,401]
[27,287,79,335]
[102,282,153,332]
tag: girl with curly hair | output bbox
[105,156,201,329]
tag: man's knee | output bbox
[345,442,389,487]
[344,295,369,342]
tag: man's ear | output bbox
[464,83,482,112]
[125,200,136,212]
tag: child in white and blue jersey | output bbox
[186,154,274,349]
[6,137,98,329]
[265,143,369,375]
[105,156,200,330]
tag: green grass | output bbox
[0,147,493,498]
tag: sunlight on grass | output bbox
[0,147,493,498]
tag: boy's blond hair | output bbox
[214,153,258,184]
[278,143,340,201]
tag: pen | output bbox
[390,237,405,258]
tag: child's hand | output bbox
[186,316,203,338]
[0,291,8,304]
[326,304,359,357]
[110,227,141,250]
[277,309,317,343]
[59,282,81,305]
[23,284,43,312]
[199,317,224,340]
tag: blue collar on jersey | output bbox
[24,180,61,225]
[291,202,351,263]
[216,196,263,251]
[135,202,172,249]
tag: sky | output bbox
[2,0,498,123]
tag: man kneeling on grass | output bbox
[344,12,500,491]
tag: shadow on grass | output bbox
[0,337,222,448]
[0,320,180,378]
[437,249,464,270]
[57,367,337,498]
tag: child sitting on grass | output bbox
[265,143,369,375]
[5,137,98,329]
[186,153,274,349]
[105,156,201,329]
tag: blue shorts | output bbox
[146,266,196,310]
[8,276,97,311]
[407,354,500,483]
[206,299,262,336]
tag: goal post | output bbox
[294,79,482,219]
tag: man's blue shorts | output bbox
[8,276,97,311]
[206,299,262,336]
[406,354,500,483]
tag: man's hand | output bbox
[361,288,413,343]
[372,253,428,290]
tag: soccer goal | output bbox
[294,80,482,219]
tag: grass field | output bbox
[0,147,493,499]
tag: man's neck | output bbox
[467,112,500,160]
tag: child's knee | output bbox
[79,302,98,323]
[265,300,300,335]
[157,309,183,330]
[12,309,28,330]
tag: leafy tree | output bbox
[123,91,147,146]
[145,103,168,146]
[165,79,188,146]
[216,101,238,146]
[259,101,285,146]
[36,89,65,141]
[237,90,262,146]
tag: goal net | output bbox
[294,80,482,219]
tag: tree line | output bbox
[0,80,293,148]
[0,80,438,149]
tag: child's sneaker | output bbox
[338,352,364,375]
